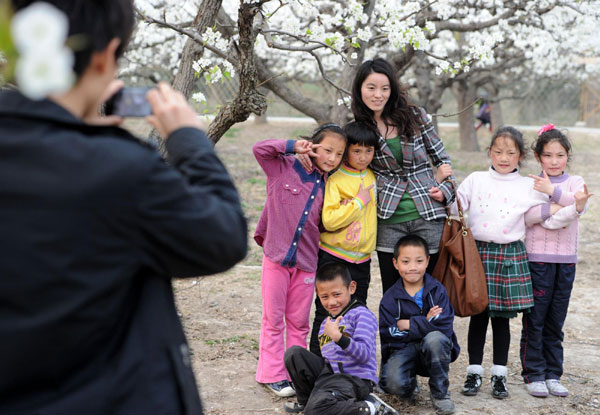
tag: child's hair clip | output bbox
[537,123,555,136]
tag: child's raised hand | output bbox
[426,305,443,321]
[435,164,453,183]
[529,170,554,196]
[356,182,374,206]
[323,316,343,342]
[294,140,320,157]
[575,184,593,213]
[429,186,444,202]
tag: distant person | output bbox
[253,125,347,397]
[453,127,563,400]
[308,121,378,356]
[379,235,460,415]
[0,1,247,414]
[521,124,592,398]
[476,99,492,132]
[284,263,398,415]
[350,58,455,294]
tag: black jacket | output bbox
[0,91,247,414]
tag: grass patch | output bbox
[205,335,259,350]
[224,127,241,138]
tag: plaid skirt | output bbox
[476,240,533,318]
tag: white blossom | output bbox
[192,92,206,104]
[11,2,69,54]
[16,47,75,100]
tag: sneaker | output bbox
[431,394,455,415]
[546,379,569,397]
[526,381,548,398]
[462,373,482,396]
[491,375,509,399]
[263,380,295,397]
[283,401,305,413]
[365,393,400,415]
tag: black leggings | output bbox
[377,251,439,295]
[467,309,510,366]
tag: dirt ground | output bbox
[137,120,600,415]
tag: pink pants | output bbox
[256,255,315,383]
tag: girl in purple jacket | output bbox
[253,125,347,396]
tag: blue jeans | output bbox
[380,331,451,399]
[520,262,576,383]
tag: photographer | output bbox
[0,1,247,414]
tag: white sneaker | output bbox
[546,379,569,397]
[526,381,548,398]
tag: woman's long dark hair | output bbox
[351,58,420,139]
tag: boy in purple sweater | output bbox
[284,263,398,415]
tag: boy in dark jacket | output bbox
[379,235,460,415]
[284,263,398,415]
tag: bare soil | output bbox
[128,119,600,415]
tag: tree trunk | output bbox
[486,83,504,130]
[150,0,223,150]
[453,80,479,151]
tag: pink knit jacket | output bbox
[524,173,586,263]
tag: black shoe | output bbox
[365,393,399,415]
[491,375,509,399]
[283,401,305,413]
[462,373,482,396]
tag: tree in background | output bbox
[123,0,600,147]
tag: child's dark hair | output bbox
[302,123,346,145]
[393,234,430,259]
[316,263,352,287]
[343,121,379,150]
[489,126,527,166]
[532,126,572,163]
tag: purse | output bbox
[432,181,488,317]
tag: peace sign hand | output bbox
[574,184,593,213]
[529,170,555,196]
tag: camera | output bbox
[105,87,152,117]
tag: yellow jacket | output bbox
[320,164,377,263]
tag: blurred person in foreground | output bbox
[0,1,247,414]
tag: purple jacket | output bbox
[253,139,326,272]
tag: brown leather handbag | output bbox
[432,181,488,317]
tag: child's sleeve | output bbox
[406,290,455,342]
[336,310,377,364]
[526,177,585,228]
[321,179,367,232]
[379,296,410,346]
[252,139,295,177]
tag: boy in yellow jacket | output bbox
[309,121,378,356]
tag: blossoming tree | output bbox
[110,0,600,146]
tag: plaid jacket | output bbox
[370,107,455,220]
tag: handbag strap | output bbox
[442,179,468,236]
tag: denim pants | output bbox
[520,262,576,383]
[380,331,451,399]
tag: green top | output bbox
[380,137,420,224]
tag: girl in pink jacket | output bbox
[521,124,593,398]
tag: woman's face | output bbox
[360,72,391,117]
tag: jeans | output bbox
[520,262,576,383]
[380,331,451,399]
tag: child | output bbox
[520,124,593,398]
[308,121,378,356]
[253,124,347,396]
[379,235,459,415]
[284,263,398,415]
[455,126,557,399]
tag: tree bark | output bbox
[486,83,504,130]
[452,80,479,151]
[150,0,223,149]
